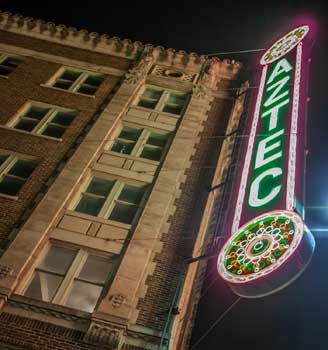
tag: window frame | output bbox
[108,123,172,163]
[0,152,38,198]
[8,101,78,139]
[0,52,23,77]
[70,174,147,225]
[46,66,105,96]
[19,242,116,313]
[135,85,189,116]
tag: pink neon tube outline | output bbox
[231,65,268,233]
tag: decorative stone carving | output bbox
[84,321,124,349]
[0,265,12,278]
[125,54,154,84]
[109,293,126,308]
[192,84,208,100]
[151,65,197,83]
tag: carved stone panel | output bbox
[84,320,125,349]
[0,265,12,279]
[151,65,197,83]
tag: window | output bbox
[0,154,37,196]
[23,245,114,313]
[111,125,170,161]
[51,68,105,95]
[11,103,77,139]
[137,86,188,115]
[74,177,146,224]
[0,53,23,76]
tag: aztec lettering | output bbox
[248,58,293,208]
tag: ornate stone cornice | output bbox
[0,10,209,68]
[0,10,243,78]
[0,11,143,59]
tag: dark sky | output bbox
[2,1,328,349]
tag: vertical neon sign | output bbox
[217,26,315,298]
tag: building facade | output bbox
[0,10,246,350]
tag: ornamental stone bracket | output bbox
[125,53,154,85]
[193,58,243,99]
[84,319,126,349]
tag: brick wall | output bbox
[0,313,101,350]
[0,31,131,71]
[136,97,233,330]
[0,31,125,250]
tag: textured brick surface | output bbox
[136,97,233,330]
[0,313,100,350]
[0,31,131,71]
[0,32,123,250]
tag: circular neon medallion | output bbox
[260,25,309,65]
[217,210,304,283]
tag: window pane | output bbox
[118,185,145,204]
[0,176,25,195]
[24,271,63,302]
[8,160,37,178]
[60,70,81,82]
[140,146,163,161]
[39,246,76,275]
[111,141,134,154]
[137,99,158,109]
[14,119,38,132]
[25,106,49,120]
[79,255,113,284]
[162,104,183,115]
[0,65,11,76]
[75,195,105,216]
[167,93,187,105]
[0,155,9,166]
[147,132,168,147]
[65,280,103,312]
[84,75,104,87]
[51,111,76,126]
[142,88,162,100]
[119,127,141,141]
[77,84,97,95]
[109,203,138,224]
[42,125,65,138]
[3,57,22,68]
[86,178,113,196]
[53,80,73,90]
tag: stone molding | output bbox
[7,297,89,325]
[84,319,125,349]
[125,53,154,84]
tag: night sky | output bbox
[2,1,328,349]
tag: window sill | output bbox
[65,209,132,230]
[40,84,96,98]
[0,193,18,201]
[103,150,161,166]
[130,105,181,119]
[7,294,91,328]
[0,125,63,142]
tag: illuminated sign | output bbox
[217,25,315,298]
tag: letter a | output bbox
[267,58,293,85]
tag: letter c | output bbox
[248,168,282,208]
